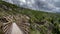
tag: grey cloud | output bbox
[2,0,60,12]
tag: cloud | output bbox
[20,0,26,3]
[2,0,60,12]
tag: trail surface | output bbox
[11,23,24,34]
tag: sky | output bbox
[2,0,60,12]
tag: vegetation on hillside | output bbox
[0,0,60,34]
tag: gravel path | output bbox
[11,23,24,34]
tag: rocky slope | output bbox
[0,0,60,34]
[0,0,30,34]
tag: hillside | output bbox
[0,0,60,34]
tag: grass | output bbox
[0,0,60,34]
